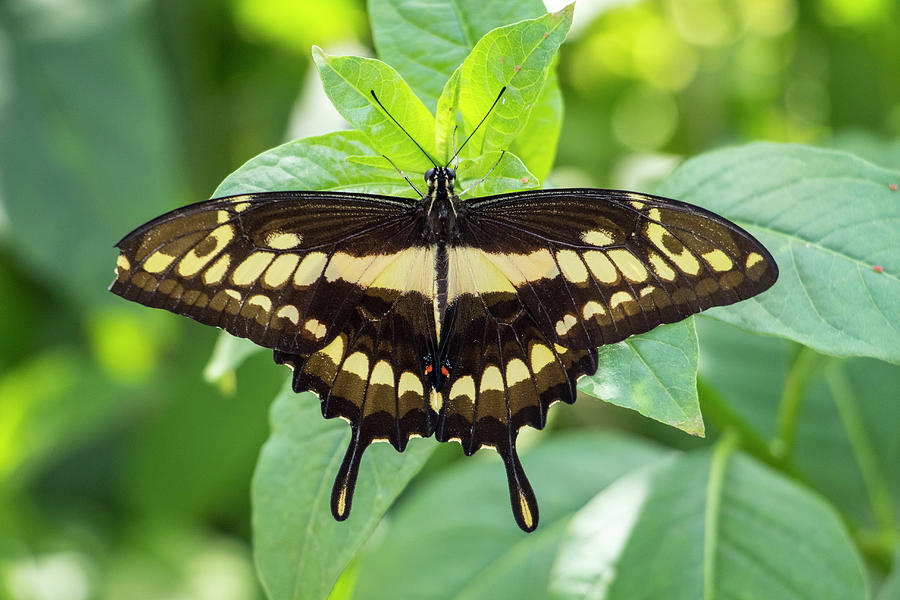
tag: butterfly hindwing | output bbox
[436,264,598,531]
[458,188,778,349]
[111,191,422,357]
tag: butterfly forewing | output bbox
[111,191,422,356]
[458,188,778,350]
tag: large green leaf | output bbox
[351,432,665,600]
[549,444,868,600]
[312,48,436,174]
[434,6,573,162]
[0,0,182,305]
[252,380,434,600]
[657,143,900,364]
[368,0,548,111]
[579,320,703,436]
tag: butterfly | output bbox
[110,90,778,532]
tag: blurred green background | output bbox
[1,0,898,598]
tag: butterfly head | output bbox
[425,166,456,195]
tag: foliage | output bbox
[1,0,899,599]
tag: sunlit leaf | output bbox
[312,48,436,174]
[368,0,549,110]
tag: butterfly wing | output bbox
[111,191,425,356]
[112,191,439,520]
[457,188,778,350]
[438,188,778,530]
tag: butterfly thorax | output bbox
[421,166,460,245]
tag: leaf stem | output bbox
[825,363,899,549]
[703,429,739,600]
[771,347,819,463]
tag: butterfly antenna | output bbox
[381,154,423,197]
[458,150,506,198]
[370,90,438,168]
[452,125,460,170]
[446,86,507,168]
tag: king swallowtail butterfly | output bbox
[110,89,778,532]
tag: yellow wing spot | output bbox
[746,252,763,269]
[325,252,384,284]
[582,300,606,320]
[275,304,300,325]
[398,372,424,397]
[233,202,251,212]
[304,318,327,340]
[247,294,272,311]
[645,222,700,275]
[224,289,242,302]
[343,352,369,379]
[370,247,434,296]
[608,249,649,282]
[320,335,345,366]
[518,490,534,530]
[480,366,505,393]
[450,375,476,403]
[203,254,231,285]
[264,253,300,288]
[335,485,348,518]
[143,251,176,274]
[264,231,303,250]
[647,208,661,221]
[449,247,516,299]
[703,249,733,272]
[483,249,558,285]
[370,360,394,386]
[232,251,275,286]
[294,252,328,286]
[583,251,619,283]
[629,201,646,210]
[582,229,616,246]
[554,343,568,354]
[555,313,578,336]
[530,344,555,373]
[216,210,230,224]
[648,251,676,281]
[640,286,657,297]
[556,249,589,284]
[179,224,234,277]
[116,255,131,272]
[506,359,531,386]
[610,291,633,308]
[429,388,443,412]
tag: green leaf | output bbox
[549,443,869,600]
[434,6,573,162]
[312,48,436,174]
[351,432,665,600]
[368,0,549,110]
[657,142,900,364]
[213,130,415,198]
[0,0,182,305]
[579,320,703,436]
[455,150,539,196]
[509,65,563,182]
[252,380,434,600]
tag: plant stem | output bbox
[771,347,819,463]
[826,363,899,551]
[703,429,739,600]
